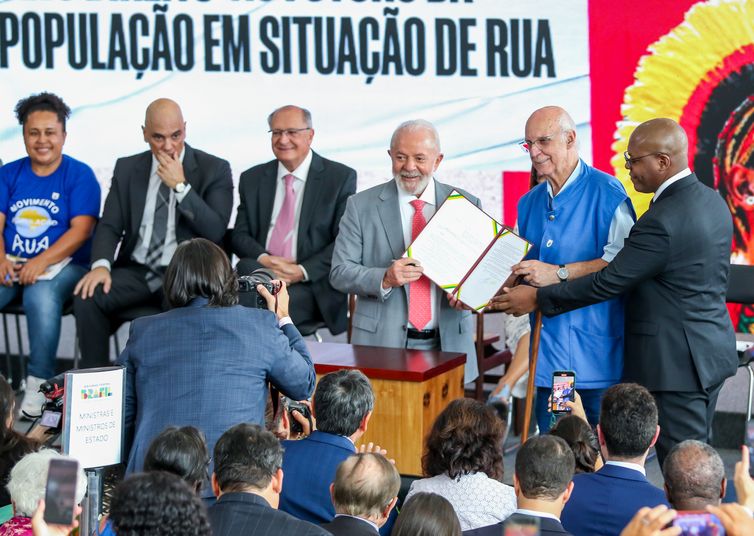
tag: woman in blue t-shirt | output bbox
[0,93,101,416]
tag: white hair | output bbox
[390,119,441,152]
[6,449,87,517]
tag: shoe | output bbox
[20,375,47,418]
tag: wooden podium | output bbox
[307,342,466,476]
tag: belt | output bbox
[407,328,439,340]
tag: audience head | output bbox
[14,92,70,174]
[164,238,238,308]
[212,423,283,505]
[143,426,210,493]
[423,398,505,481]
[598,383,659,461]
[6,450,86,518]
[313,369,374,439]
[524,106,579,185]
[142,98,185,159]
[268,105,314,172]
[625,117,689,194]
[330,453,400,527]
[663,439,726,511]
[109,472,211,536]
[514,435,574,508]
[392,492,461,536]
[550,415,600,473]
[389,119,443,197]
[0,375,37,506]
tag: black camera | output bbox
[238,268,280,309]
[282,397,313,436]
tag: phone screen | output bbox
[44,459,79,525]
[671,512,725,535]
[504,514,540,536]
[746,419,754,478]
[551,371,575,414]
[40,410,62,428]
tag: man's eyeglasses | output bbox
[518,135,555,153]
[623,151,663,167]
[269,128,311,138]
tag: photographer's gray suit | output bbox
[330,179,478,381]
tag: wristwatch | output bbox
[557,264,569,282]
[173,181,186,194]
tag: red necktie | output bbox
[409,199,432,330]
[268,174,296,259]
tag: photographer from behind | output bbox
[118,238,316,499]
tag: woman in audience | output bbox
[549,414,602,473]
[405,398,515,531]
[0,93,101,416]
[392,492,461,536]
[97,426,210,536]
[108,472,211,536]
[0,376,37,514]
[0,450,86,535]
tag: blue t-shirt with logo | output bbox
[0,155,101,266]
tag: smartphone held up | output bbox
[551,371,576,415]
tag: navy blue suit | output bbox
[119,298,317,497]
[209,492,329,536]
[561,464,669,536]
[280,431,356,522]
[464,514,571,536]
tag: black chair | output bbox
[296,319,327,343]
[727,264,754,424]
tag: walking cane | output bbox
[521,310,543,445]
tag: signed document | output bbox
[404,191,530,311]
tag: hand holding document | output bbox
[403,191,531,311]
[6,254,72,282]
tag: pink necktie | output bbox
[409,199,432,330]
[268,174,296,259]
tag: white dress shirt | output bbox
[604,460,646,476]
[653,167,691,202]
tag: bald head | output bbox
[143,99,186,158]
[625,118,689,193]
[524,106,579,190]
[331,453,400,524]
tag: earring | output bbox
[746,196,754,206]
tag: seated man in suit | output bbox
[330,119,478,383]
[232,105,356,335]
[561,383,668,536]
[280,370,378,522]
[663,440,726,511]
[465,435,575,536]
[321,453,400,536]
[74,98,233,368]
[209,423,329,536]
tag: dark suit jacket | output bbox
[560,464,669,536]
[92,144,233,266]
[209,492,330,536]
[464,514,572,536]
[538,174,737,392]
[118,298,316,497]
[321,515,379,536]
[232,151,356,334]
[279,431,356,523]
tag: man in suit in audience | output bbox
[663,440,726,511]
[496,118,737,464]
[560,384,668,536]
[465,435,575,536]
[330,119,479,382]
[321,453,400,536]
[74,98,233,367]
[232,105,356,334]
[281,369,396,531]
[209,423,330,536]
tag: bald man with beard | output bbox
[495,118,737,465]
[74,98,233,369]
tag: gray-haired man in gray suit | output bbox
[330,120,479,382]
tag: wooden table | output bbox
[307,342,466,476]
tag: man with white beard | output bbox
[330,120,480,382]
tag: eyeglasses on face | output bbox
[623,150,664,167]
[518,135,555,153]
[269,128,311,139]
